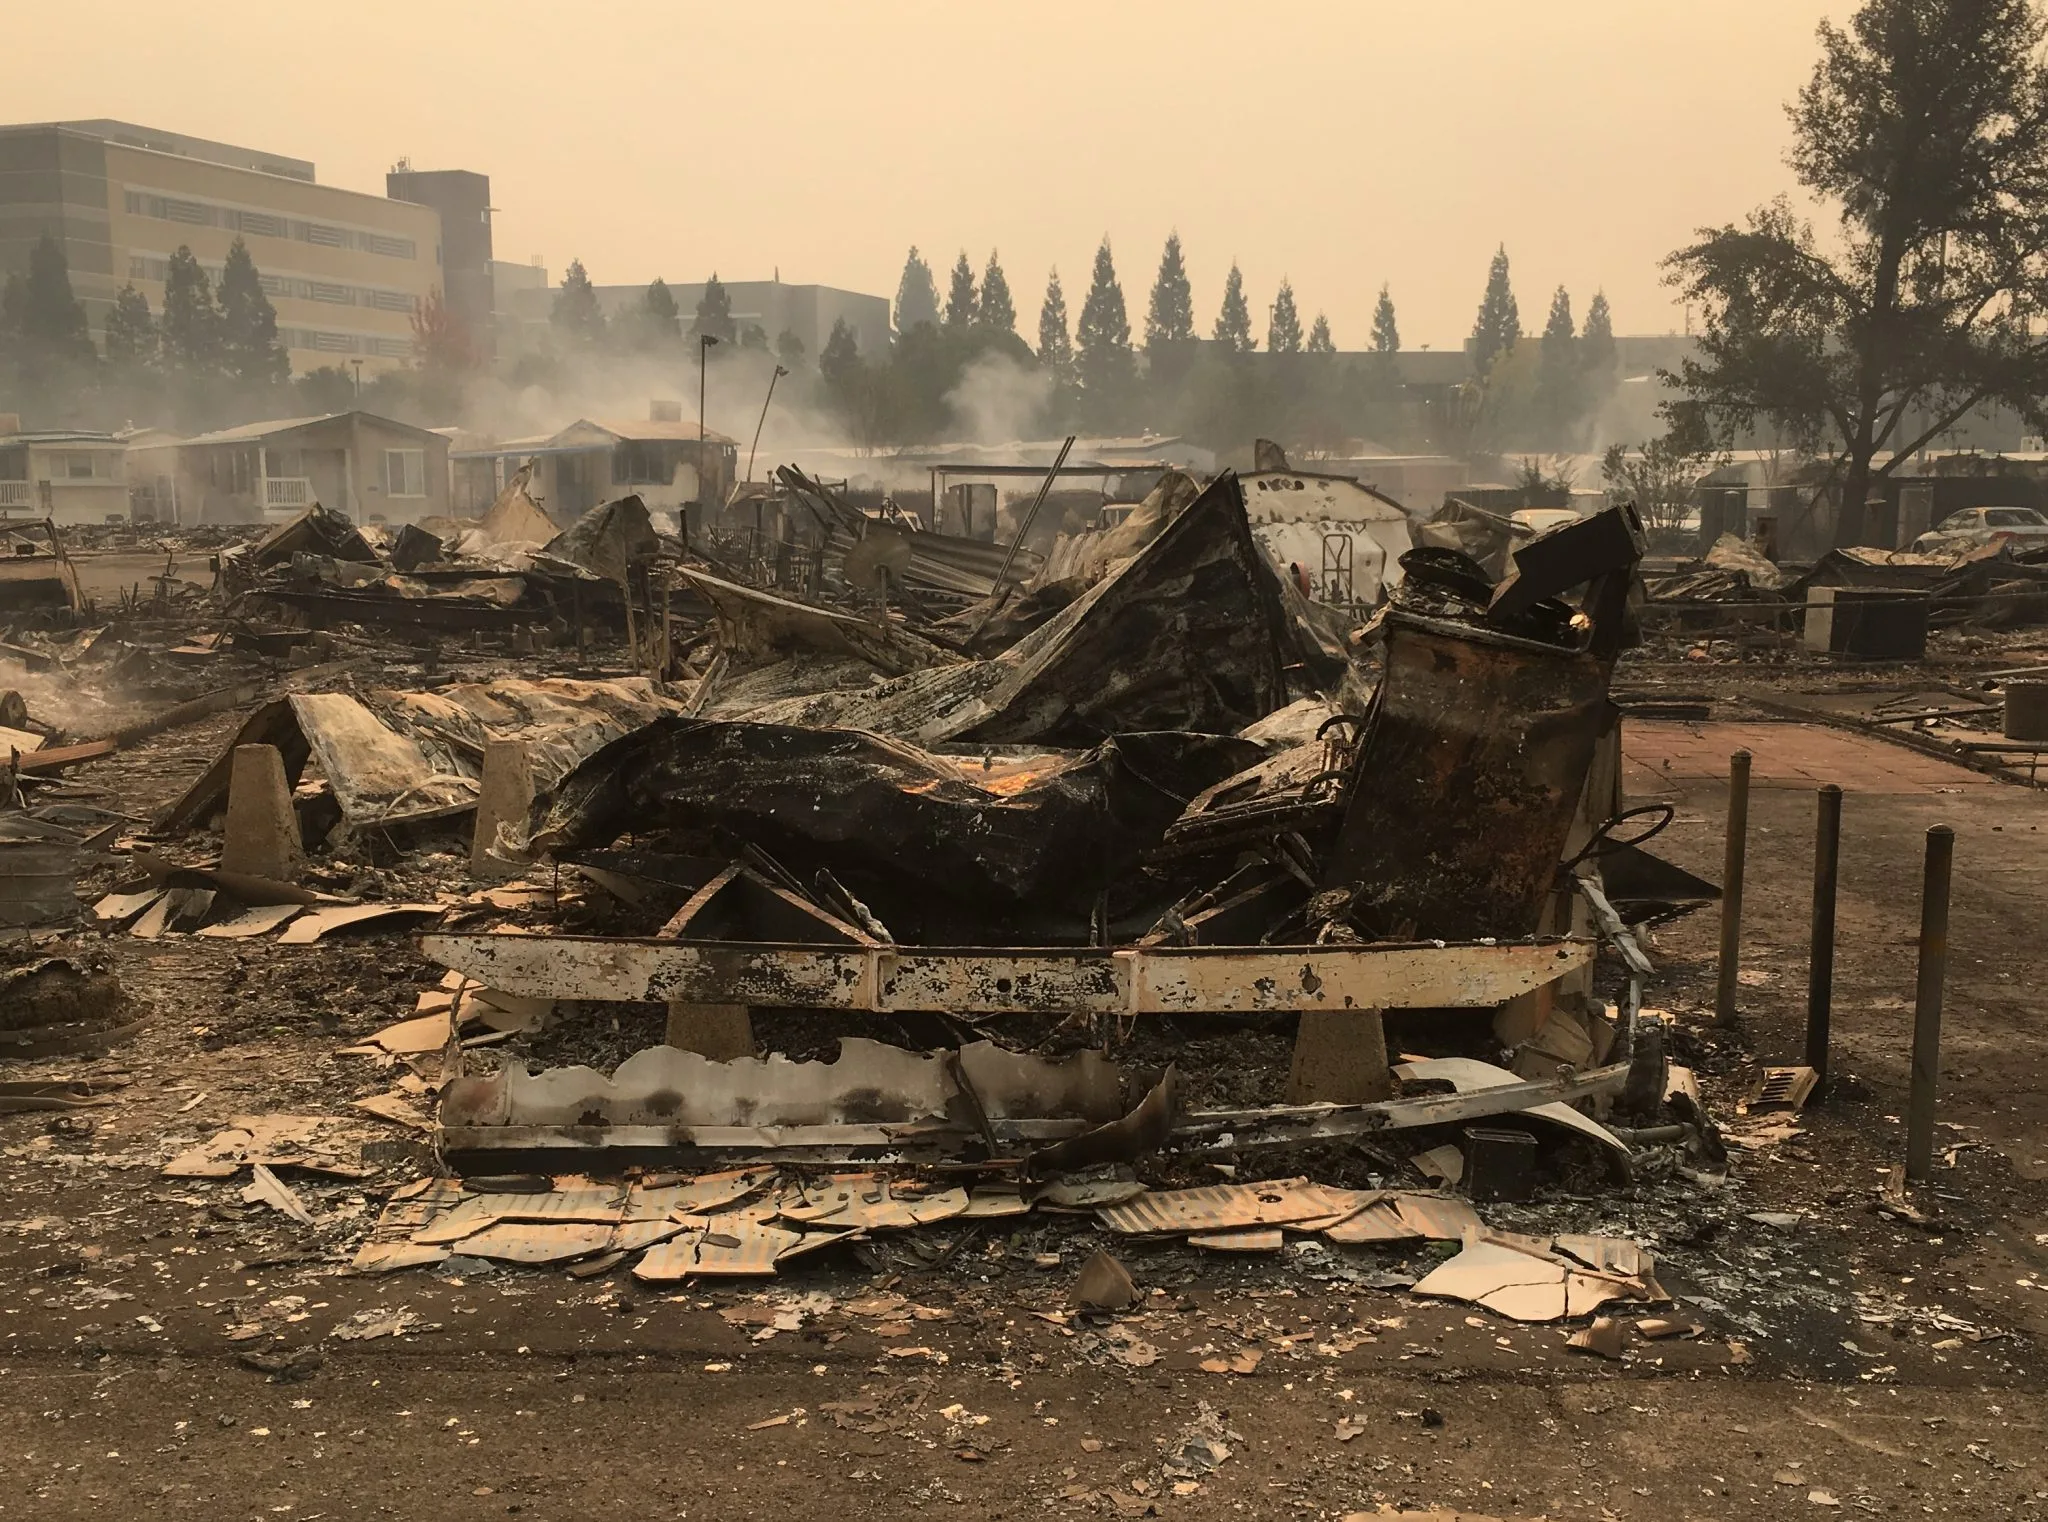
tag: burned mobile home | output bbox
[420,473,1677,1188]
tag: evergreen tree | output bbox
[1470,245,1521,375]
[1037,268,1074,380]
[159,246,223,375]
[1075,237,1134,401]
[977,250,1016,335]
[894,247,940,334]
[775,328,807,368]
[1541,285,1575,346]
[1268,279,1304,354]
[551,259,606,343]
[1306,313,1335,353]
[820,317,862,388]
[691,273,736,343]
[944,252,977,330]
[1370,284,1400,354]
[1537,286,1582,446]
[1580,290,1616,378]
[1212,262,1255,353]
[0,232,94,366]
[217,238,289,388]
[1144,232,1195,355]
[639,278,681,345]
[103,284,157,368]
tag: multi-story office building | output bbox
[499,275,892,362]
[386,165,493,344]
[0,119,451,375]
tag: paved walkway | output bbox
[1621,718,1999,794]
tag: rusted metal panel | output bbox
[877,950,1126,1013]
[1326,610,1615,940]
[420,933,1592,1014]
[1124,941,1589,1013]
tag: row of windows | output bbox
[277,327,413,360]
[129,255,417,312]
[122,189,420,260]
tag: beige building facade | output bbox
[0,120,443,376]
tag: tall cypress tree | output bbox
[1144,232,1194,355]
[551,259,606,343]
[894,247,940,334]
[1370,284,1400,354]
[1212,263,1254,353]
[944,252,977,331]
[1037,268,1074,381]
[638,278,681,346]
[1580,291,1616,378]
[1537,286,1582,444]
[1470,245,1521,375]
[160,246,223,375]
[820,317,862,388]
[1075,238,1133,402]
[1,232,95,367]
[104,284,157,368]
[1306,313,1335,353]
[218,238,289,388]
[978,250,1016,335]
[691,273,736,343]
[1268,279,1304,354]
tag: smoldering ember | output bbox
[7,6,2048,1520]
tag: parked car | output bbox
[1910,505,2048,556]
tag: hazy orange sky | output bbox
[12,0,1854,348]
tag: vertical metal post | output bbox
[1805,784,1843,1091]
[1714,749,1752,1026]
[1905,824,1954,1183]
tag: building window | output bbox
[611,441,674,486]
[63,453,98,480]
[384,449,427,498]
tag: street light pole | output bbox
[695,333,720,551]
[748,365,789,484]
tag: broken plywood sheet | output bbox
[162,1115,365,1178]
[1412,1233,1665,1323]
[277,902,444,944]
[353,1177,464,1272]
[242,1163,314,1224]
[91,888,162,928]
[1097,1179,1348,1236]
[194,902,303,939]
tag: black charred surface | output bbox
[1326,612,1613,942]
[531,718,1264,943]
[955,471,1292,747]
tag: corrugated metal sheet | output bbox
[1096,1179,1340,1235]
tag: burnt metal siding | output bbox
[0,127,116,329]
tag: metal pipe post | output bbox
[1804,783,1843,1090]
[1713,749,1752,1026]
[1905,824,1955,1183]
